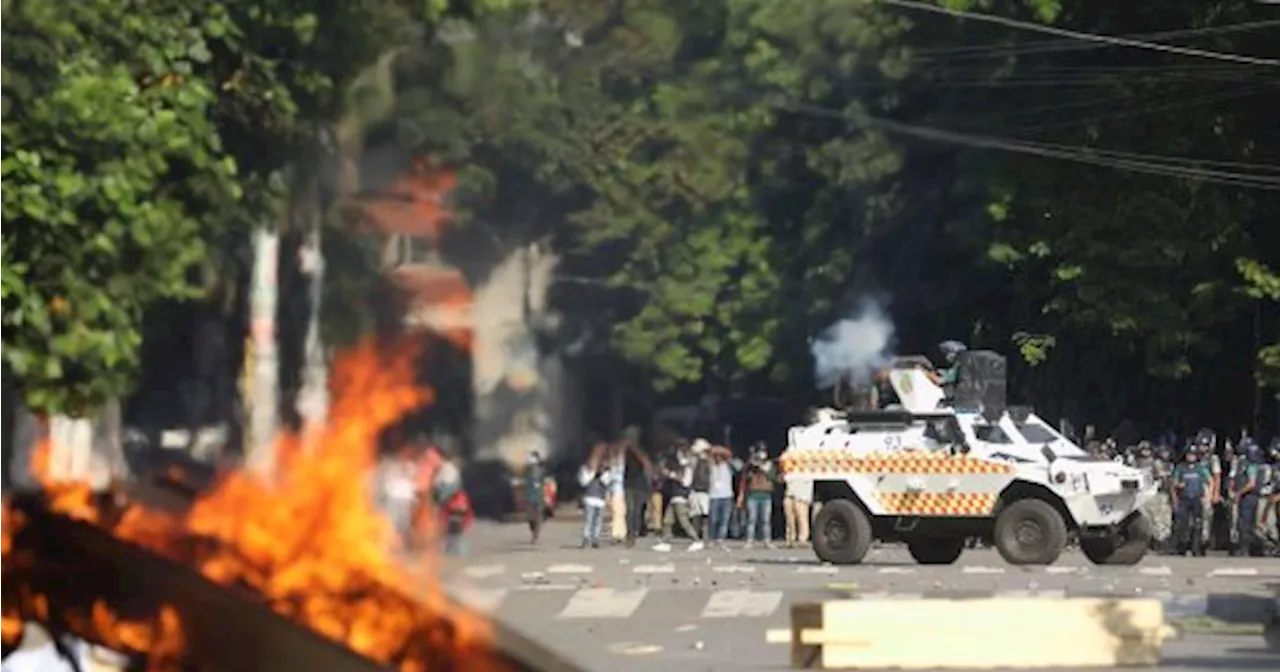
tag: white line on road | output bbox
[701,590,784,618]
[1207,567,1259,577]
[450,588,507,613]
[1045,566,1084,575]
[463,564,506,579]
[1138,566,1172,576]
[796,565,838,574]
[547,564,594,574]
[877,567,917,574]
[962,566,1006,575]
[712,565,757,574]
[514,583,580,591]
[558,588,649,619]
[633,564,676,574]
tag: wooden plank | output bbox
[790,603,824,669]
[813,598,1169,669]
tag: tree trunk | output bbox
[246,228,281,476]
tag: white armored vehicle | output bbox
[781,350,1157,566]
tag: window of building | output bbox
[392,234,439,267]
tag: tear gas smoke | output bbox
[811,298,895,388]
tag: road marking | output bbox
[962,566,1005,575]
[633,563,675,574]
[701,590,784,618]
[797,566,838,574]
[514,583,579,591]
[558,588,649,619]
[1046,566,1084,575]
[463,564,505,579]
[712,565,757,574]
[1139,566,1172,576]
[547,564,594,574]
[451,588,507,613]
[1208,567,1259,577]
[877,567,916,574]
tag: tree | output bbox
[2,0,241,414]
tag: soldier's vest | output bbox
[1234,464,1258,497]
[1259,464,1275,496]
[1178,465,1208,501]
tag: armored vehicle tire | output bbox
[907,538,965,565]
[813,499,874,565]
[993,498,1068,565]
[1080,515,1151,566]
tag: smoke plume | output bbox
[811,298,895,388]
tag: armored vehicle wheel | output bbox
[813,499,873,565]
[1080,514,1151,566]
[994,498,1068,565]
[907,538,965,565]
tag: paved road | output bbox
[444,517,1279,672]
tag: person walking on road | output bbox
[620,426,653,548]
[521,450,548,544]
[783,466,813,548]
[579,446,614,549]
[657,442,702,551]
[606,439,628,544]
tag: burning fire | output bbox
[1,340,502,670]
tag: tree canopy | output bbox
[5,0,1278,432]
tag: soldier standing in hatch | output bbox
[1135,443,1172,550]
[1172,447,1211,556]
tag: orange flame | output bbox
[3,339,503,670]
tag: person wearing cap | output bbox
[689,439,713,542]
[738,443,778,549]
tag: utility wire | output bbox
[774,99,1280,190]
[881,0,1280,66]
[917,19,1280,59]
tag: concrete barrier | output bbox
[766,597,1177,669]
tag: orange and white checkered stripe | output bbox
[874,491,998,516]
[779,451,1013,476]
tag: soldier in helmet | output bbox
[1232,440,1264,556]
[1172,447,1211,556]
[1135,442,1172,550]
[929,340,967,403]
[1255,441,1277,549]
[1222,440,1241,551]
[1260,440,1280,551]
[1196,433,1221,551]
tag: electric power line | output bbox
[881,0,1280,66]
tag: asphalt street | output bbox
[443,516,1280,672]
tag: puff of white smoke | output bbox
[811,299,895,389]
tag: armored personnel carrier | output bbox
[781,350,1157,566]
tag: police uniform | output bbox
[1233,447,1262,556]
[1135,450,1172,547]
[1172,454,1211,555]
[1254,455,1275,544]
[1202,443,1220,547]
[1223,448,1241,548]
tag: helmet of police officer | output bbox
[938,340,968,364]
[1242,439,1263,463]
[1184,447,1199,463]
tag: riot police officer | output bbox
[1172,448,1211,556]
[1197,435,1221,551]
[1232,440,1263,557]
[1254,442,1276,551]
[1222,441,1241,550]
[1135,442,1172,549]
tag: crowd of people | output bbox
[377,440,474,556]
[520,427,813,551]
[1084,428,1280,558]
